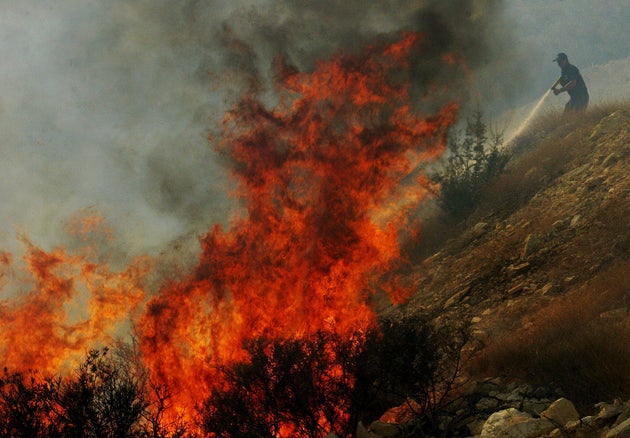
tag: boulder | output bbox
[540,398,580,427]
[596,400,625,421]
[480,408,555,437]
[368,421,400,437]
[605,418,630,438]
[357,421,379,438]
[522,234,541,259]
[473,221,490,238]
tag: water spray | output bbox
[505,77,562,145]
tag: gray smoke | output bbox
[0,0,525,269]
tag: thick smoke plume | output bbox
[0,0,516,264]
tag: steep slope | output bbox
[394,104,630,435]
[411,105,628,332]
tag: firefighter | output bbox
[552,52,589,113]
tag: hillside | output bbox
[387,103,630,437]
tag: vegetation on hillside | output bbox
[0,312,469,437]
[434,111,510,218]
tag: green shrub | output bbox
[435,111,510,217]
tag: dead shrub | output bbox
[472,262,630,413]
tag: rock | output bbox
[596,400,625,421]
[522,234,541,259]
[473,222,490,238]
[443,286,471,309]
[480,408,555,438]
[569,214,581,228]
[563,276,576,285]
[476,397,500,411]
[584,176,599,191]
[602,152,619,167]
[539,283,556,296]
[522,399,553,416]
[507,262,531,275]
[369,421,400,437]
[508,281,527,295]
[551,219,567,232]
[565,419,582,431]
[605,418,630,438]
[614,401,630,427]
[467,418,486,436]
[599,308,628,320]
[541,398,580,427]
[357,421,381,438]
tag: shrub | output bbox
[58,348,148,438]
[435,111,510,217]
[0,347,186,438]
[0,369,63,438]
[200,311,469,437]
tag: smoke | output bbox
[0,0,521,266]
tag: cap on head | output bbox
[553,52,568,62]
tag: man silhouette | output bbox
[552,52,589,113]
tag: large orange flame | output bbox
[139,32,458,417]
[0,32,459,433]
[0,211,150,375]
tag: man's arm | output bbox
[554,64,579,95]
[553,79,576,95]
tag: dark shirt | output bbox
[560,63,588,98]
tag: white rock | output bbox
[481,408,555,437]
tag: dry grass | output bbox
[471,261,630,413]
[471,101,630,223]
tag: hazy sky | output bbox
[0,0,628,261]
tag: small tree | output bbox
[436,110,510,217]
[0,369,63,438]
[201,332,361,438]
[200,312,469,437]
[0,346,187,438]
[57,348,148,438]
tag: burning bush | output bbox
[201,311,469,437]
[0,369,62,437]
[0,347,186,438]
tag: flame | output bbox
[0,231,149,375]
[0,32,459,433]
[139,32,458,422]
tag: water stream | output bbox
[505,89,553,145]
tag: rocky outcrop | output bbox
[480,408,554,437]
[358,379,630,438]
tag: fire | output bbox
[0,32,459,434]
[139,32,458,421]
[0,220,149,375]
